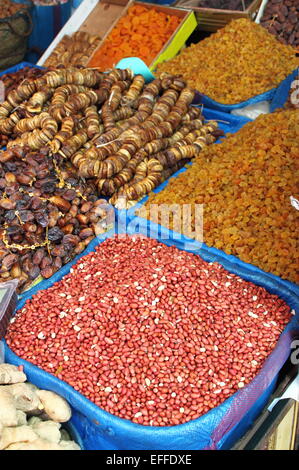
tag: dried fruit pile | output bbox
[141,109,299,284]
[0,146,111,292]
[0,67,47,148]
[0,67,46,99]
[6,236,292,427]
[260,0,299,48]
[0,0,27,19]
[156,18,299,104]
[44,32,102,68]
[0,67,219,208]
[88,4,181,70]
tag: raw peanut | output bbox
[6,236,292,427]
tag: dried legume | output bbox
[6,236,292,426]
[44,32,102,68]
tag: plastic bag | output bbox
[231,100,270,120]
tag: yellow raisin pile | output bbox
[156,19,299,105]
[141,109,299,284]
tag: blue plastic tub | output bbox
[4,224,299,450]
[0,60,44,78]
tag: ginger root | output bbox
[0,364,80,450]
[29,419,61,444]
[0,425,38,450]
[0,388,19,427]
[0,364,26,385]
[36,390,71,423]
[5,383,43,414]
[59,440,81,450]
[5,438,63,450]
[16,411,27,426]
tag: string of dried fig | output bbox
[0,67,219,208]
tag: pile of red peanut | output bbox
[6,236,292,427]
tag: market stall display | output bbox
[0,67,220,208]
[0,0,297,452]
[37,0,120,66]
[139,109,299,285]
[0,362,80,450]
[88,3,182,70]
[5,235,293,426]
[44,31,102,68]
[155,18,299,105]
[259,0,299,49]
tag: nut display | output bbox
[6,235,292,426]
[156,18,299,104]
[44,32,102,68]
[260,0,299,48]
[141,109,299,285]
[0,66,219,208]
[0,145,111,292]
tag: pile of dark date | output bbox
[260,0,299,48]
[0,146,112,292]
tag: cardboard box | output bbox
[38,0,197,72]
[175,0,263,32]
[87,1,197,72]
